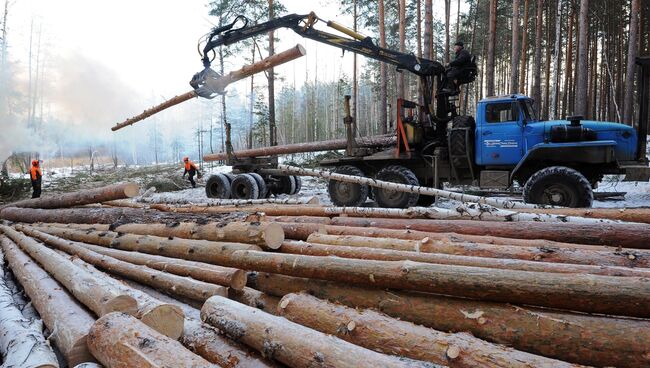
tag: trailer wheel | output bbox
[205,174,231,199]
[328,165,369,207]
[373,165,420,208]
[230,174,260,200]
[523,166,593,207]
[292,175,302,195]
[248,173,268,199]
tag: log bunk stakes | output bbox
[0,182,649,367]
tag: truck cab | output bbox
[471,94,645,207]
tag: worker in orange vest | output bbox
[30,160,42,198]
[182,156,201,188]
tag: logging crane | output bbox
[198,12,479,204]
[153,11,648,208]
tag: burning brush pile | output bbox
[0,182,648,367]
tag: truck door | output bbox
[477,101,524,165]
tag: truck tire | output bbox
[449,115,475,169]
[292,175,302,195]
[373,165,420,208]
[328,165,369,207]
[248,173,268,199]
[523,166,593,208]
[205,174,231,199]
[230,174,260,200]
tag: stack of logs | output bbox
[0,183,649,367]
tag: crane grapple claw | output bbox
[190,67,224,99]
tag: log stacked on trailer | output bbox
[1,184,650,367]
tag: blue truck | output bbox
[196,13,650,208]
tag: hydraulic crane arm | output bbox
[199,12,445,77]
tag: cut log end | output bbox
[68,336,96,367]
[123,183,140,198]
[141,305,185,340]
[230,269,248,290]
[263,223,285,249]
[100,295,138,316]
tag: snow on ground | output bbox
[594,175,650,208]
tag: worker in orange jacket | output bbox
[182,156,201,188]
[30,160,42,198]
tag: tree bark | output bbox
[0,236,96,366]
[0,242,59,368]
[326,216,650,249]
[398,0,406,99]
[486,0,498,96]
[228,287,280,315]
[278,292,579,368]
[278,164,541,209]
[21,226,228,302]
[112,221,284,249]
[378,0,388,134]
[65,237,246,288]
[522,206,650,223]
[0,225,138,316]
[268,0,276,146]
[3,182,139,209]
[531,0,544,111]
[272,218,603,249]
[59,252,185,340]
[276,220,648,267]
[229,250,650,317]
[292,237,650,277]
[574,0,589,116]
[203,134,394,161]
[251,273,650,368]
[550,0,563,119]
[510,0,521,93]
[115,278,278,368]
[201,295,440,368]
[518,0,530,93]
[136,196,320,206]
[623,0,640,124]
[34,225,261,265]
[424,0,433,59]
[445,0,451,63]
[88,312,215,367]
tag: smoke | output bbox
[0,50,142,162]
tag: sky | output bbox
[1,0,462,162]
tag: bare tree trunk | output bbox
[623,0,640,124]
[550,0,563,119]
[519,0,530,93]
[486,0,498,96]
[424,0,433,59]
[268,0,276,146]
[511,0,521,93]
[379,0,388,134]
[532,0,544,112]
[398,0,406,99]
[574,0,589,116]
[444,0,451,64]
[352,0,358,122]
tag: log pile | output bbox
[0,184,649,367]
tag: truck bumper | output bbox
[621,163,650,181]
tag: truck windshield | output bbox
[520,100,539,121]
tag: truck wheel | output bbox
[248,173,268,199]
[328,165,369,207]
[292,175,302,195]
[449,115,475,169]
[373,165,420,208]
[205,174,231,199]
[523,166,593,208]
[230,174,260,200]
